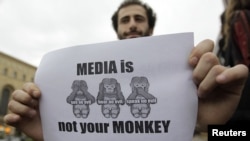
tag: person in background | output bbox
[217,0,250,123]
[4,0,249,141]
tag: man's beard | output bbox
[117,29,151,40]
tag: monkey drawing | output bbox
[126,76,157,118]
[67,80,95,118]
[97,78,125,118]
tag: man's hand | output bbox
[4,82,44,141]
[189,39,249,131]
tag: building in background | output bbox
[0,51,37,139]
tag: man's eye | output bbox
[120,18,129,24]
[135,17,145,22]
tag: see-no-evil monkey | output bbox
[67,80,95,118]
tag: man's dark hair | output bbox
[111,0,157,32]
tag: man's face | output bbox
[117,5,153,39]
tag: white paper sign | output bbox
[35,32,197,141]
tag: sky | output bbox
[0,0,224,67]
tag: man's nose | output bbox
[129,19,137,31]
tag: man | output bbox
[4,0,248,141]
[111,0,156,39]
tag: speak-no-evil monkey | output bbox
[126,76,157,118]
